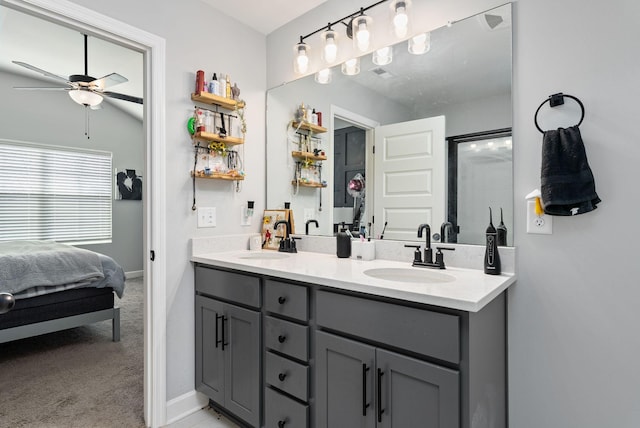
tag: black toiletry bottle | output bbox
[336,223,352,258]
[496,207,508,246]
[484,208,501,275]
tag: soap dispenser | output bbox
[336,222,352,258]
[484,208,501,275]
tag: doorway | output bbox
[0,0,167,426]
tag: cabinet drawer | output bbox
[264,387,308,428]
[195,266,261,309]
[266,351,309,401]
[265,316,309,361]
[264,280,308,322]
[316,290,460,364]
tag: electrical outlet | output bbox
[526,200,552,234]
[304,208,315,223]
[197,207,216,228]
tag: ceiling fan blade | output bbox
[91,72,128,89]
[12,61,70,84]
[103,91,143,104]
[14,86,69,90]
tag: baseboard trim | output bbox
[125,270,144,279]
[166,390,209,425]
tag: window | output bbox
[0,140,112,244]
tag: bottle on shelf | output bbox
[311,108,318,125]
[225,75,232,99]
[219,74,227,97]
[209,73,219,96]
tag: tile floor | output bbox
[165,407,239,428]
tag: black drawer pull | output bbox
[278,296,287,304]
[377,368,385,423]
[278,372,287,382]
[277,419,287,428]
[362,363,370,416]
[215,314,223,348]
[278,334,287,343]
[221,316,228,351]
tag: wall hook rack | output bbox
[534,92,585,133]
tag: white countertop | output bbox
[191,250,516,312]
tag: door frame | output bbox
[0,0,167,426]
[330,105,379,233]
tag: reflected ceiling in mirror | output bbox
[266,4,512,246]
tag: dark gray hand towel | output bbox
[541,125,601,215]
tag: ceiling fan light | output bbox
[69,89,104,106]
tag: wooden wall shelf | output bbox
[191,171,245,181]
[193,131,244,146]
[291,150,327,161]
[191,92,245,110]
[292,181,326,188]
[291,121,327,134]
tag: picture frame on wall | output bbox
[115,168,142,200]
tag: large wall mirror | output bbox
[266,4,512,246]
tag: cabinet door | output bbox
[376,349,459,428]
[224,303,261,427]
[195,295,225,404]
[316,331,376,428]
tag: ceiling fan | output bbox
[12,33,143,108]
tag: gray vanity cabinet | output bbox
[315,331,459,428]
[195,266,261,427]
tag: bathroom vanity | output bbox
[193,250,515,428]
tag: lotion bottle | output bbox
[484,208,501,275]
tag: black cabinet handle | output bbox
[221,316,228,351]
[278,334,287,343]
[377,368,385,423]
[215,314,223,348]
[278,372,287,382]
[362,364,370,416]
[277,419,287,428]
[278,296,287,304]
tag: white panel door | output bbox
[374,116,446,241]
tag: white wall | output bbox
[66,0,267,400]
[268,0,640,427]
[0,70,144,273]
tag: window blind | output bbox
[0,140,112,244]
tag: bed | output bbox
[0,240,126,344]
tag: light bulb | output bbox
[293,42,310,74]
[323,33,338,63]
[341,58,361,76]
[315,68,332,84]
[408,32,430,55]
[393,4,409,38]
[356,20,370,51]
[372,47,393,65]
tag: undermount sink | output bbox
[237,252,290,260]
[363,268,456,284]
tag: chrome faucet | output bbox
[440,222,454,243]
[305,219,319,235]
[274,220,298,253]
[417,223,432,264]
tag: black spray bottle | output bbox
[484,208,501,275]
[496,207,508,246]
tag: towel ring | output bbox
[534,93,585,133]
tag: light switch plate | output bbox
[197,207,216,228]
[240,207,252,226]
[526,200,552,234]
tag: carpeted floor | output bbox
[0,277,145,428]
